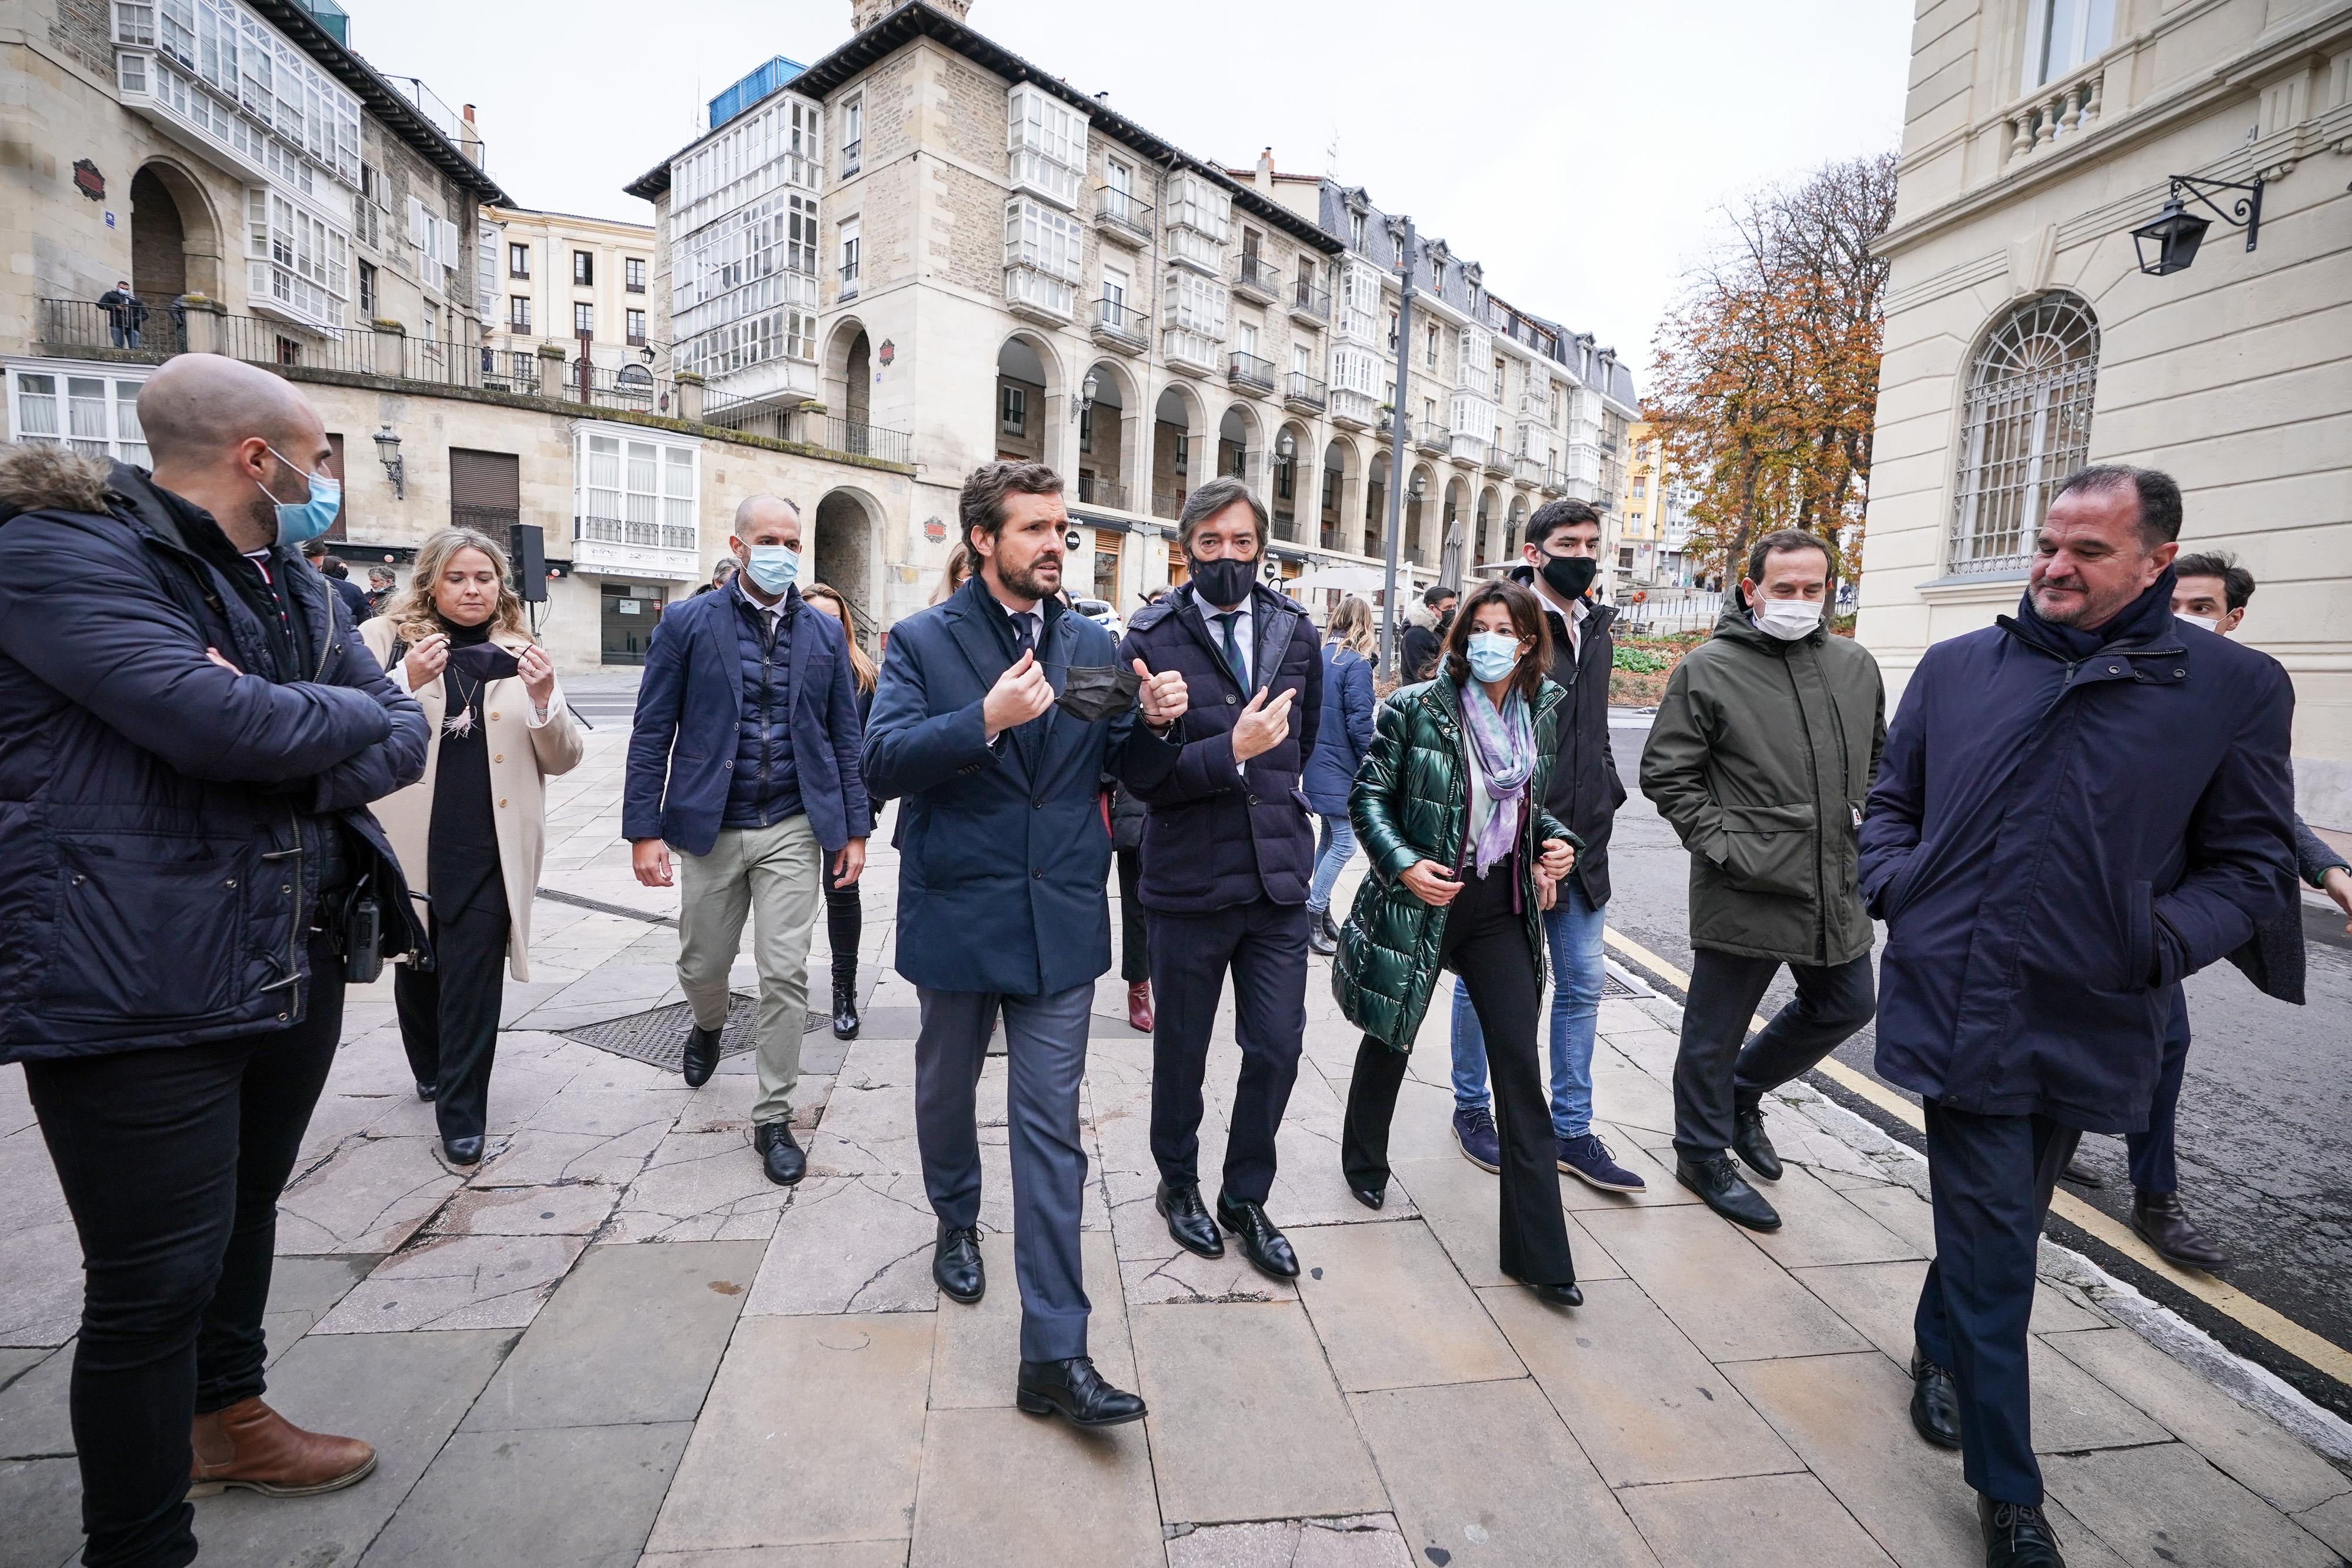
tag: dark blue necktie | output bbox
[1215,611,1247,688]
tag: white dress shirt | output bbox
[1202,596,1253,689]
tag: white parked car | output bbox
[1073,597,1124,639]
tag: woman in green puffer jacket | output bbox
[1332,579,1585,1306]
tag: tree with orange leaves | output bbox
[1645,153,1897,589]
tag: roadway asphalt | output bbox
[1599,707,2352,1416]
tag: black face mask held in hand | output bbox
[445,642,522,684]
[1187,554,1256,610]
[1055,662,1143,724]
[1540,554,1598,602]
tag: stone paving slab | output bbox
[8,730,2349,1567]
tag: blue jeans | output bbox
[1307,812,1357,912]
[1450,877,1604,1138]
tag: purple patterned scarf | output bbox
[1460,681,1534,878]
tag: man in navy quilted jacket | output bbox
[1117,476,1322,1282]
[1860,466,2296,1568]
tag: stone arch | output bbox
[994,333,1063,467]
[1075,357,1138,509]
[824,316,873,424]
[810,485,886,646]
[1152,381,1207,519]
[1217,400,1263,489]
[1319,436,1357,551]
[1407,462,1439,570]
[1269,418,1312,540]
[130,157,223,305]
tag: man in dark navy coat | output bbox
[864,460,1187,1428]
[1860,466,2296,1568]
[625,493,871,1185]
[1115,475,1321,1279]
[0,355,427,1564]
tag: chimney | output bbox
[457,103,483,166]
[854,0,968,28]
[1257,147,1275,188]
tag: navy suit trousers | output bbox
[1145,897,1308,1203]
[1913,1101,2083,1505]
[2124,985,2191,1193]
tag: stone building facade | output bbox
[2,0,912,672]
[624,0,1639,630]
[1861,0,2351,825]
[476,202,660,402]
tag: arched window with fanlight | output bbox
[1949,293,2100,574]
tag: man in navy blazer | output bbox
[865,460,1186,1429]
[625,493,871,1185]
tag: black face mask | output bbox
[1540,554,1598,601]
[1055,662,1142,724]
[1188,554,1256,609]
[445,643,521,684]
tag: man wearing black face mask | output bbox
[1116,476,1322,1279]
[1439,499,1649,1192]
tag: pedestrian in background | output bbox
[930,536,977,605]
[363,563,397,619]
[302,537,370,624]
[1641,529,1884,1233]
[1334,579,1582,1306]
[626,494,872,1186]
[802,580,878,1040]
[97,278,146,347]
[1399,580,1456,681]
[1862,467,2296,1568]
[1304,593,1377,957]
[2055,550,2349,1272]
[1448,500,1644,1192]
[1107,776,1153,1030]
[362,527,586,1166]
[1117,475,1322,1282]
[0,355,427,1563]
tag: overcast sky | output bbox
[349,0,1912,383]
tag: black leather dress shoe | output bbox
[831,979,860,1041]
[1910,1350,1963,1449]
[1508,1275,1582,1308]
[1977,1494,2066,1567]
[1731,1102,1783,1182]
[934,1223,984,1304]
[1016,1356,1145,1427]
[1676,1152,1782,1232]
[1349,1185,1385,1211]
[1215,1193,1299,1279]
[2131,1188,2227,1271]
[1157,1182,1224,1259]
[2060,1156,2103,1188]
[681,1023,722,1088]
[415,1080,436,1103]
[754,1122,806,1185]
[442,1135,483,1166]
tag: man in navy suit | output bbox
[865,460,1187,1427]
[625,493,871,1185]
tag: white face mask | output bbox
[1753,599,1822,641]
[2176,613,2219,634]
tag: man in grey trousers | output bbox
[864,461,1187,1427]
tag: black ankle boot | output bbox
[831,977,860,1040]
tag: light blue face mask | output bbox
[259,444,341,548]
[1465,631,1521,684]
[741,544,800,594]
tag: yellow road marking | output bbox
[1601,925,2352,1386]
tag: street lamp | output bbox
[2132,175,2263,277]
[372,424,405,500]
[1073,369,1100,421]
[1275,429,1296,463]
[1408,469,1427,500]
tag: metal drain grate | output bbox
[1600,972,1638,999]
[562,994,828,1070]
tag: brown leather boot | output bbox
[188,1397,377,1497]
[1127,981,1154,1034]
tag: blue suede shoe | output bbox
[1557,1132,1647,1193]
[1451,1106,1501,1173]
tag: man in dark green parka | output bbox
[1640,530,1885,1232]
